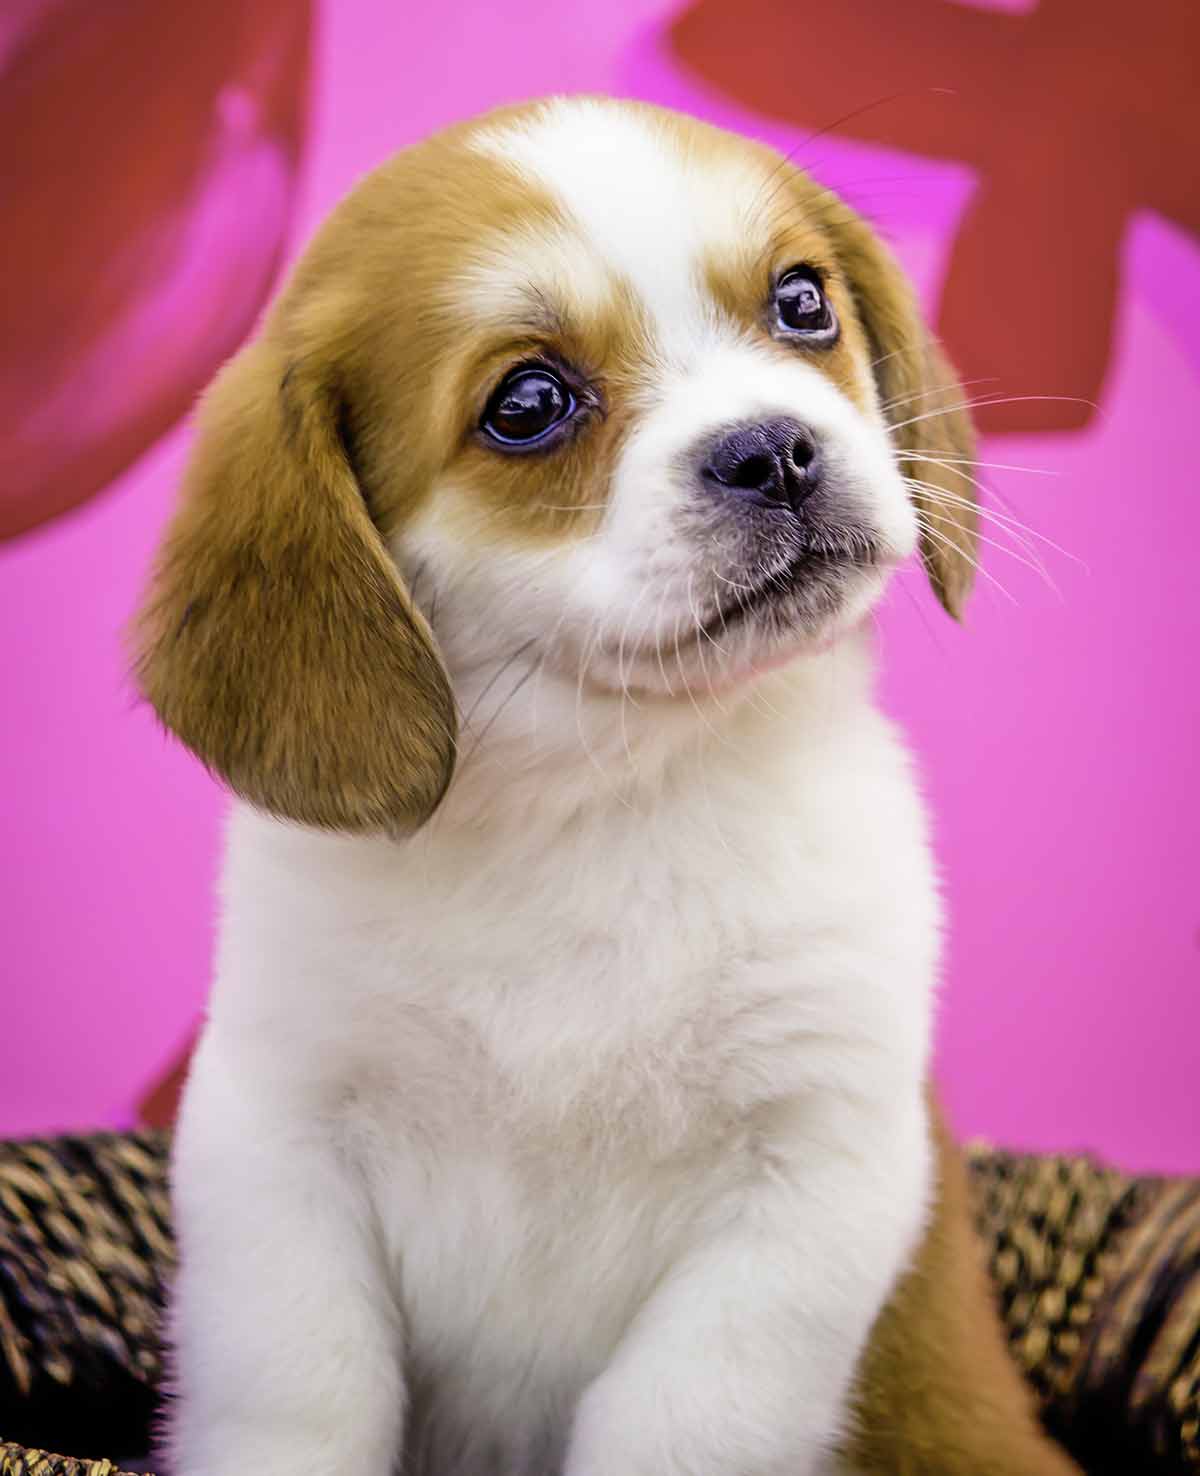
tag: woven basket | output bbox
[0,1132,1197,1474]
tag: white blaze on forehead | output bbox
[457,222,614,329]
[472,99,770,356]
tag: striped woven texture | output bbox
[0,1132,1197,1475]
[0,1450,131,1476]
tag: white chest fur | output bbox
[177,658,940,1476]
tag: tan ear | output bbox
[132,341,456,832]
[820,199,979,619]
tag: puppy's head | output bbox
[134,97,976,833]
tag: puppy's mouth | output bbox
[701,534,885,638]
[588,528,892,687]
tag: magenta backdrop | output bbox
[1,0,1197,1171]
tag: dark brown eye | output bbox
[774,268,838,345]
[481,367,575,447]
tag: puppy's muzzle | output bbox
[701,417,822,513]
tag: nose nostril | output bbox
[789,435,817,474]
[704,418,819,508]
[729,452,774,491]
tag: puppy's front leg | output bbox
[167,1040,403,1476]
[564,1096,929,1476]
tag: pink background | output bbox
[2,0,1197,1171]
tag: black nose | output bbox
[703,417,821,511]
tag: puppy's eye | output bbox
[774,268,838,345]
[481,367,575,447]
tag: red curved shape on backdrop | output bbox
[670,0,1199,434]
[0,0,312,539]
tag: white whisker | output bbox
[671,597,730,750]
[907,483,1060,596]
[652,579,678,699]
[889,393,1096,435]
[878,376,999,415]
[902,452,1060,479]
[686,571,729,718]
[907,479,1058,579]
[913,513,1017,606]
[904,467,1086,572]
[574,613,633,809]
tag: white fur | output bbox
[476,98,765,361]
[170,100,942,1476]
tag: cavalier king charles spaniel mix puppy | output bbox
[135,97,1079,1476]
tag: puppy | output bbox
[135,97,1078,1476]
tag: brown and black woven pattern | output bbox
[0,1135,171,1467]
[0,1131,1198,1474]
[0,1443,136,1476]
[968,1146,1200,1474]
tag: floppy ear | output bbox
[132,340,457,832]
[821,200,979,619]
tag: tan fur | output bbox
[132,118,568,830]
[846,1103,1082,1475]
[133,340,456,832]
[693,112,979,618]
[809,195,979,618]
[700,187,876,417]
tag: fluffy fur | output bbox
[135,97,1076,1475]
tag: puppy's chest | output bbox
[354,941,826,1409]
[288,800,932,1433]
[336,822,924,1161]
[356,932,811,1154]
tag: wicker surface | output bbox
[0,1132,1197,1474]
[0,1136,170,1470]
[969,1146,1200,1473]
[0,1445,136,1476]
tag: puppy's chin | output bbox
[580,558,895,703]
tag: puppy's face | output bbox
[135,98,977,832]
[389,101,918,699]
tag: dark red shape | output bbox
[137,1028,198,1129]
[671,0,1199,433]
[0,0,312,539]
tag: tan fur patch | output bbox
[434,259,655,543]
[845,1099,1082,1474]
[131,105,613,829]
[698,138,979,617]
[810,192,979,618]
[701,224,876,417]
[132,341,456,833]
